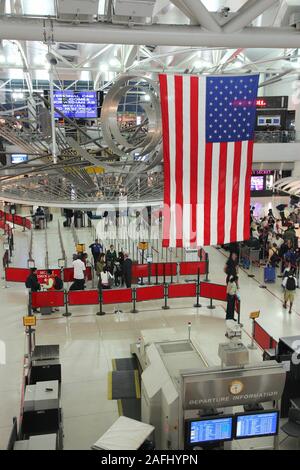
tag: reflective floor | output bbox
[0,200,299,450]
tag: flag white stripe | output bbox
[182,76,191,247]
[196,77,206,247]
[237,140,248,241]
[167,75,177,247]
[210,142,220,246]
[224,141,235,244]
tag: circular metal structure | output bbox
[101,75,162,160]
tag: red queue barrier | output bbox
[103,288,132,305]
[132,264,149,279]
[68,290,99,306]
[151,263,177,277]
[136,285,164,302]
[168,283,197,299]
[179,262,207,276]
[31,291,65,309]
[5,267,30,282]
[0,210,31,229]
[253,321,277,350]
[200,282,227,302]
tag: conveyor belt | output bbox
[108,357,141,421]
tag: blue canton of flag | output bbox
[206,75,259,143]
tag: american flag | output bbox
[159,73,259,248]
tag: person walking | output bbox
[89,239,103,267]
[25,267,41,313]
[282,270,298,314]
[123,253,132,288]
[226,275,239,321]
[106,245,117,274]
[224,252,238,285]
[72,254,86,290]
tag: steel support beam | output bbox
[223,0,279,34]
[0,17,299,48]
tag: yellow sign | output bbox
[138,242,149,250]
[23,316,36,327]
[76,243,86,253]
[85,166,104,175]
[229,380,244,395]
[249,310,260,320]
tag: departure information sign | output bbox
[189,417,233,444]
[53,91,98,118]
[235,412,278,439]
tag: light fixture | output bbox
[12,90,24,101]
[193,60,203,69]
[144,94,150,101]
[109,58,120,67]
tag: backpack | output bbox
[286,276,296,291]
[54,276,63,290]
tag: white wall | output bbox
[253,142,300,162]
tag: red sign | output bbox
[256,99,267,107]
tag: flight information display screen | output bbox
[235,411,279,439]
[187,416,233,445]
[53,91,98,118]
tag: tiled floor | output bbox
[0,201,299,450]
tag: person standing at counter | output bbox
[123,253,132,288]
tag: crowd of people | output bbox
[224,201,300,319]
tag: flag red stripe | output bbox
[217,142,228,245]
[190,76,199,246]
[243,140,254,240]
[230,141,242,242]
[204,143,213,246]
[159,74,171,248]
[175,75,183,246]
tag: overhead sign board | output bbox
[181,362,286,409]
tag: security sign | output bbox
[23,316,36,327]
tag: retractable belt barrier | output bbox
[0,210,31,230]
[253,320,278,350]
[5,266,92,283]
[27,278,241,323]
[31,291,65,309]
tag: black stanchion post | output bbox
[155,263,158,285]
[22,217,26,232]
[130,287,138,314]
[63,289,72,317]
[170,263,173,284]
[148,262,151,285]
[205,253,210,282]
[97,283,106,316]
[207,297,215,310]
[194,269,202,308]
[162,283,170,310]
[237,299,241,325]
[163,263,166,285]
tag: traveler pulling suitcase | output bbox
[264,265,276,283]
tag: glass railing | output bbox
[254,130,299,143]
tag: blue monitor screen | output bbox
[11,154,28,164]
[53,91,98,118]
[188,417,233,445]
[235,412,279,439]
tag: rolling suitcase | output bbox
[264,265,276,283]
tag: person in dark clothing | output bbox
[224,252,238,285]
[106,245,117,274]
[25,267,40,313]
[123,253,132,288]
[114,251,124,286]
[89,239,103,266]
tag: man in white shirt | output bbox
[72,256,86,290]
